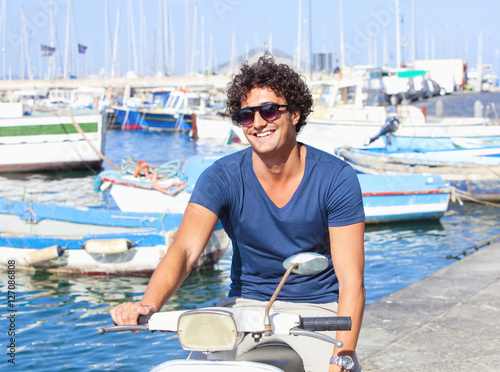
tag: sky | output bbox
[3,0,500,80]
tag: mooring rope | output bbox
[56,110,121,171]
[450,187,500,207]
[446,233,500,259]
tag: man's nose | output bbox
[253,110,268,128]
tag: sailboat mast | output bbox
[158,0,165,75]
[338,0,345,67]
[191,4,197,74]
[395,0,401,68]
[297,0,302,70]
[105,0,110,77]
[308,0,312,78]
[139,0,145,76]
[411,0,416,64]
[49,0,56,78]
[1,0,6,80]
[64,0,71,78]
[20,8,25,80]
[185,0,190,75]
[21,7,32,79]
[165,0,171,75]
[127,0,138,74]
[201,15,205,74]
[111,1,121,77]
[168,1,175,74]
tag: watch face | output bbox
[341,355,355,370]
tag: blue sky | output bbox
[3,0,500,79]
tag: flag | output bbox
[226,128,242,145]
[78,44,87,54]
[41,45,56,56]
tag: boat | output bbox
[0,103,106,173]
[0,197,229,275]
[112,88,228,139]
[335,146,500,202]
[113,105,146,130]
[99,151,450,223]
[139,89,200,133]
[195,114,234,140]
[97,153,229,213]
[296,75,426,152]
[359,174,450,223]
[387,118,500,151]
[291,71,499,154]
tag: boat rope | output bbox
[55,110,121,171]
[132,161,188,195]
[450,187,500,207]
[119,157,182,177]
[446,233,500,260]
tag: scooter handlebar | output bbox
[299,316,351,331]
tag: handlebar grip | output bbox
[138,314,152,325]
[299,316,351,331]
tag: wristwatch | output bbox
[330,355,355,371]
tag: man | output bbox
[111,56,365,372]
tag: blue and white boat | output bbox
[98,152,229,213]
[140,89,206,134]
[336,146,500,202]
[359,174,450,223]
[0,197,229,275]
[113,106,146,130]
[98,151,450,223]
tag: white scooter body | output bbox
[99,253,351,372]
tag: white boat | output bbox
[0,197,229,275]
[336,145,500,202]
[98,153,229,213]
[99,151,450,224]
[297,76,424,152]
[295,76,497,154]
[0,103,106,173]
[195,114,233,140]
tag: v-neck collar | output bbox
[247,144,309,211]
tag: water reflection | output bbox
[1,258,231,371]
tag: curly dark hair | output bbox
[226,55,313,134]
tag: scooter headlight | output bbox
[177,309,239,351]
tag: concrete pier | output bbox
[357,241,500,371]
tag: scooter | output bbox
[98,252,351,372]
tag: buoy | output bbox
[165,229,177,246]
[84,239,134,255]
[26,245,65,265]
[100,181,112,192]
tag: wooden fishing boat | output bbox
[336,146,500,202]
[359,174,450,223]
[0,197,229,275]
[99,151,450,223]
[97,153,229,213]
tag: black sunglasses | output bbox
[235,103,288,126]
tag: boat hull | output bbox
[0,198,230,275]
[0,112,105,173]
[359,174,450,223]
[141,111,193,132]
[336,146,500,201]
[113,107,145,130]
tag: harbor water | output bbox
[1,129,500,371]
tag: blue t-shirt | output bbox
[189,144,365,303]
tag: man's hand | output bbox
[110,302,154,334]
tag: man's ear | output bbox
[291,110,300,126]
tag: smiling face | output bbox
[241,87,300,157]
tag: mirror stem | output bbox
[264,263,299,333]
